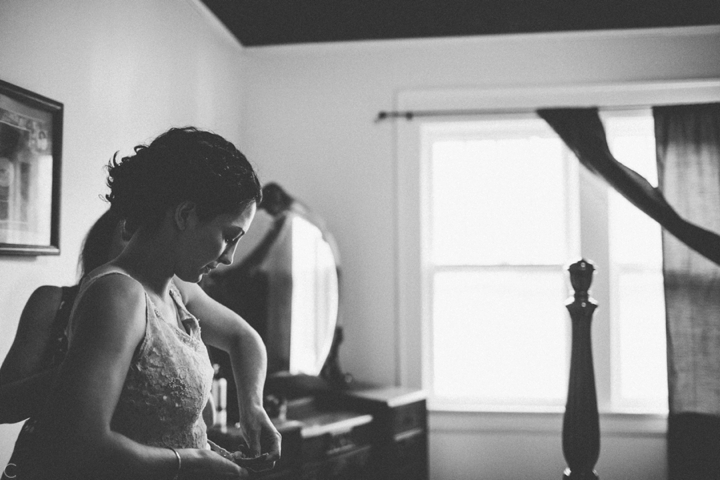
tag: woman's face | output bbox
[176,202,257,283]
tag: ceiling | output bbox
[200,0,720,47]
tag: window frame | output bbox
[395,80,720,419]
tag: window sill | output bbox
[429,409,668,436]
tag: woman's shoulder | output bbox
[20,285,65,329]
[27,284,64,307]
[79,267,146,307]
[8,285,67,367]
[68,269,148,347]
[80,263,143,290]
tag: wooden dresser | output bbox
[319,385,429,480]
[208,385,428,480]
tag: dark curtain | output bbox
[538,105,720,480]
[655,103,720,480]
[537,108,720,267]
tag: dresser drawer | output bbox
[390,428,427,468]
[301,444,372,480]
[391,400,426,434]
[388,460,428,480]
[298,411,373,463]
[250,467,297,480]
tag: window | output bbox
[418,111,667,414]
[604,114,667,413]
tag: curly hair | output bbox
[105,127,262,234]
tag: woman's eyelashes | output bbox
[224,230,245,245]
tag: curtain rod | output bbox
[376,109,530,122]
[375,105,653,122]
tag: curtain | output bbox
[538,104,720,480]
[655,103,720,480]
[537,107,720,267]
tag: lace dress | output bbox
[4,270,214,478]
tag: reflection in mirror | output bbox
[286,215,339,374]
[201,183,345,419]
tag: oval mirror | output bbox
[201,183,341,395]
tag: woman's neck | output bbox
[112,228,176,297]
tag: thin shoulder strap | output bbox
[43,285,81,367]
[54,284,80,333]
[80,269,137,290]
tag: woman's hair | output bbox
[105,127,262,235]
[78,209,122,277]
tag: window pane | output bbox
[603,114,658,185]
[607,114,663,265]
[431,131,568,266]
[605,113,668,413]
[609,193,664,265]
[432,270,568,407]
[613,270,668,412]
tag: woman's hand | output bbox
[177,448,249,479]
[237,403,282,465]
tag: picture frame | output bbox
[0,79,62,255]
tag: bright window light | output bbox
[432,269,568,407]
[423,112,668,414]
[605,113,668,413]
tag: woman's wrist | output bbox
[237,391,264,410]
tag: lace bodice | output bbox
[2,271,215,479]
[69,270,215,448]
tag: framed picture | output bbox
[0,79,62,255]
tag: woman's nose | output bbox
[218,244,237,265]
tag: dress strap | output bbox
[168,282,201,335]
[45,284,80,367]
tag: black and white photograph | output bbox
[0,2,719,480]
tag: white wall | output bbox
[0,0,245,467]
[239,26,720,479]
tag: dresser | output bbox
[208,385,428,480]
[319,385,429,480]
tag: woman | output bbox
[7,127,280,479]
[0,209,126,424]
[1,210,219,460]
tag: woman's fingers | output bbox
[262,426,282,462]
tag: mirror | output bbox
[201,183,344,418]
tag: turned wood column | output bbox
[562,259,600,479]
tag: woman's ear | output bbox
[174,201,198,231]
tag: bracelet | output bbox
[168,447,182,480]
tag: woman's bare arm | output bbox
[0,286,62,385]
[176,280,281,461]
[0,286,63,423]
[0,368,57,423]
